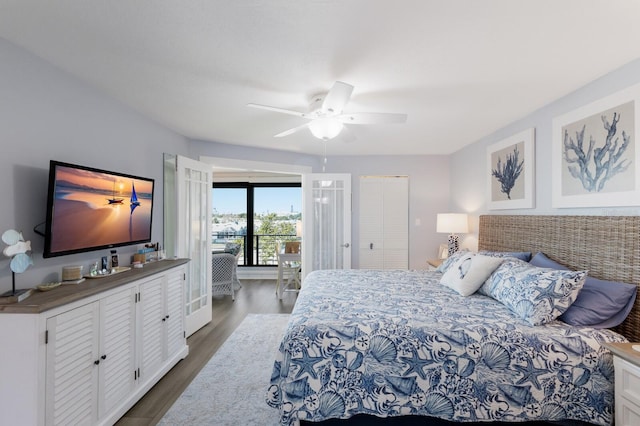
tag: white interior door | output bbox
[302,173,351,278]
[176,155,212,337]
[359,176,409,269]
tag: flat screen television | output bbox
[43,160,155,258]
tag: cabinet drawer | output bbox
[615,357,640,405]
[619,396,640,426]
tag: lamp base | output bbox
[447,234,460,257]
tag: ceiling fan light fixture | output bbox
[308,117,343,141]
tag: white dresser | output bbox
[0,259,189,426]
[605,342,640,426]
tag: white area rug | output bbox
[158,313,289,426]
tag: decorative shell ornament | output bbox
[2,229,33,274]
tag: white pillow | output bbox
[440,253,504,296]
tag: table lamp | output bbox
[436,213,469,257]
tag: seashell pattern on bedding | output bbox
[267,269,626,425]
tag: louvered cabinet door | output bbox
[359,177,384,269]
[138,277,165,382]
[98,287,136,419]
[165,267,185,359]
[45,302,100,426]
[382,177,409,269]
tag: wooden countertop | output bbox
[0,258,190,314]
[603,342,640,366]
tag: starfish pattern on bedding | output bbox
[290,347,324,379]
[513,357,547,390]
[400,349,434,380]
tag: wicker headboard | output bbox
[478,215,640,342]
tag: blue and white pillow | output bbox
[482,258,586,326]
[530,252,637,328]
[478,250,532,262]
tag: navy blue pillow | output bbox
[530,252,637,329]
[479,250,532,262]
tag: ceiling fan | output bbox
[247,81,408,141]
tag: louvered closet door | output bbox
[382,177,409,269]
[98,287,136,418]
[358,176,409,270]
[359,177,384,269]
[46,302,100,426]
[138,277,165,381]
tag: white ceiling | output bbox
[2,0,640,156]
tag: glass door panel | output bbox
[302,174,351,277]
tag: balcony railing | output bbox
[212,233,298,266]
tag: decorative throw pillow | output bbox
[484,258,587,326]
[435,249,469,273]
[479,250,532,262]
[529,252,567,269]
[440,253,504,296]
[530,252,637,328]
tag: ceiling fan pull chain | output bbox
[323,141,327,172]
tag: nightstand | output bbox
[426,258,443,271]
[604,342,640,426]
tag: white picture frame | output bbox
[487,128,535,210]
[552,83,640,208]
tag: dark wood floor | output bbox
[116,279,296,426]
[115,279,586,426]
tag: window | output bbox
[212,183,301,266]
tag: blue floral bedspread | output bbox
[267,269,627,425]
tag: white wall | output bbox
[320,155,450,269]
[9,35,632,287]
[0,39,190,293]
[190,140,451,270]
[450,58,640,251]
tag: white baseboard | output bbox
[237,267,278,280]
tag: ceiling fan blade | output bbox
[247,103,308,118]
[338,125,357,143]
[322,81,354,114]
[337,112,408,124]
[274,122,311,138]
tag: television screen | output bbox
[43,160,154,258]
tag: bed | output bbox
[267,215,640,425]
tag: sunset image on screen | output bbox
[49,165,153,254]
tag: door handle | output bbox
[369,243,373,250]
[341,243,350,248]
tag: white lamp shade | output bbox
[308,117,344,140]
[436,213,469,234]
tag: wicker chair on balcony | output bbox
[212,252,237,300]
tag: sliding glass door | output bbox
[212,183,301,267]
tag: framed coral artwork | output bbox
[487,128,535,210]
[552,83,640,208]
